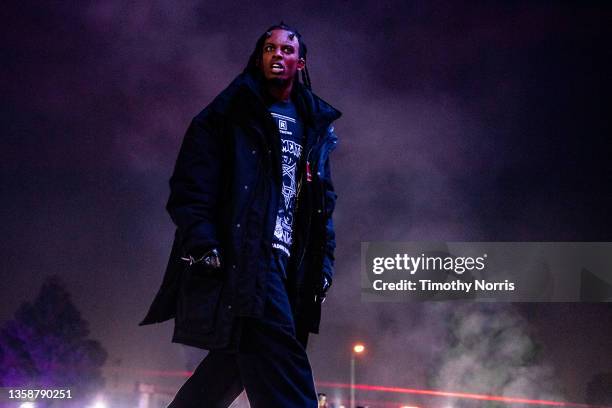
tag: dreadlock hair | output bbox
[244,22,312,90]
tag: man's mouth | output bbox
[270,63,284,73]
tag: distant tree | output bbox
[0,275,107,401]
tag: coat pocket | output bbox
[176,265,224,334]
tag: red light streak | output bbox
[105,367,192,378]
[104,368,610,408]
[317,382,609,408]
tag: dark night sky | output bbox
[1,1,611,405]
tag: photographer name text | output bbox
[372,279,515,292]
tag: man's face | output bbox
[259,29,305,84]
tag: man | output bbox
[140,23,341,408]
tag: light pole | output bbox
[350,343,365,408]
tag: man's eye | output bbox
[283,47,294,53]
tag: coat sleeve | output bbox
[320,131,339,284]
[166,112,226,255]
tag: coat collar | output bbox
[220,70,342,133]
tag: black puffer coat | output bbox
[139,71,341,350]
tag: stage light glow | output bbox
[88,400,107,408]
[353,343,365,353]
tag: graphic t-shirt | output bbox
[269,100,304,257]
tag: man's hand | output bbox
[314,276,331,304]
[181,248,222,269]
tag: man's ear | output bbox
[297,58,306,71]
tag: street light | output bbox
[350,343,365,408]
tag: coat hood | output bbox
[206,71,342,133]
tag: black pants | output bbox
[168,253,318,408]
